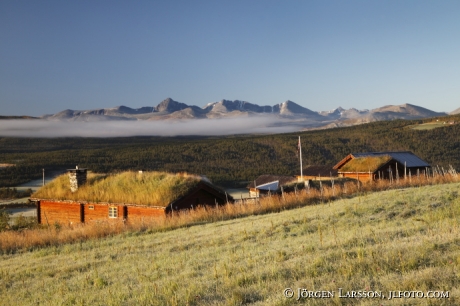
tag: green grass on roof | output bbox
[32,171,201,207]
[340,155,392,173]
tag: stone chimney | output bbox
[68,166,87,192]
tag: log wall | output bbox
[126,206,165,222]
[40,200,82,225]
[38,201,166,224]
[340,173,374,182]
[84,203,123,222]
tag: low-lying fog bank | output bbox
[0,117,306,137]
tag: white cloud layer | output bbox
[0,117,301,137]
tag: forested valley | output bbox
[1,115,459,187]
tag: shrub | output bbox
[0,209,10,231]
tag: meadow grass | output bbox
[409,122,448,130]
[1,180,459,305]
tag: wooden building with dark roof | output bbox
[333,151,430,182]
[247,174,298,197]
[296,165,338,181]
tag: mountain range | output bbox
[40,98,452,130]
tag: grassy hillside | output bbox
[409,122,449,130]
[1,182,459,305]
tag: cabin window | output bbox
[88,205,94,210]
[108,207,118,218]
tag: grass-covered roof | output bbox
[32,171,202,207]
[339,155,392,173]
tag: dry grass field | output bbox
[1,180,459,305]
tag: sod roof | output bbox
[339,155,392,173]
[31,171,203,207]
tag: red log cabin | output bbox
[31,169,232,225]
[333,151,431,182]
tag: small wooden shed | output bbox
[297,165,338,181]
[333,151,430,182]
[31,170,232,225]
[247,174,298,197]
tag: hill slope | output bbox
[1,182,459,305]
[450,107,460,115]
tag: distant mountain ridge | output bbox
[40,98,450,129]
[450,107,460,115]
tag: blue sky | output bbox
[1,0,459,116]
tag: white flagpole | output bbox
[299,136,303,181]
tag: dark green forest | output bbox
[1,115,459,187]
